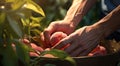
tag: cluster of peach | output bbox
[23,32,107,57]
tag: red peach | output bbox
[50,32,69,50]
[88,45,107,56]
[50,32,67,46]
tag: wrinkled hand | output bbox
[52,26,104,57]
[41,20,75,48]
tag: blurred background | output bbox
[34,0,101,31]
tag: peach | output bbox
[50,32,67,46]
[88,45,107,56]
[50,32,69,50]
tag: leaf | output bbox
[40,49,76,66]
[0,12,6,25]
[65,56,76,66]
[5,0,15,2]
[2,41,18,66]
[117,62,120,66]
[9,0,26,11]
[41,49,69,59]
[14,39,30,66]
[44,64,56,66]
[16,9,32,19]
[30,16,44,23]
[24,1,45,17]
[30,23,40,28]
[0,12,6,35]
[21,18,30,26]
[59,7,67,17]
[31,29,41,35]
[7,16,23,38]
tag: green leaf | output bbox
[5,0,15,2]
[40,49,69,59]
[30,23,40,28]
[21,18,30,26]
[0,12,6,25]
[7,16,23,38]
[0,12,6,35]
[40,49,76,66]
[30,16,44,28]
[7,0,26,11]
[44,64,56,66]
[30,16,44,23]
[14,39,30,66]
[31,29,41,35]
[24,1,45,17]
[65,56,76,66]
[2,41,18,66]
[59,7,67,17]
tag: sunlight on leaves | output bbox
[24,1,45,17]
[5,0,26,11]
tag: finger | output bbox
[78,40,99,56]
[69,41,93,57]
[64,40,83,54]
[63,31,84,53]
[43,27,55,47]
[40,32,52,48]
[52,31,79,49]
[44,29,51,44]
[69,45,89,57]
[52,36,73,49]
[40,32,47,48]
[43,23,59,43]
[40,32,44,42]
[68,43,87,57]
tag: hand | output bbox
[41,20,76,48]
[52,26,105,57]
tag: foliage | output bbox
[31,49,76,66]
[0,0,45,66]
[0,0,76,66]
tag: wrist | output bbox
[91,21,112,38]
[63,13,83,28]
[92,5,120,38]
